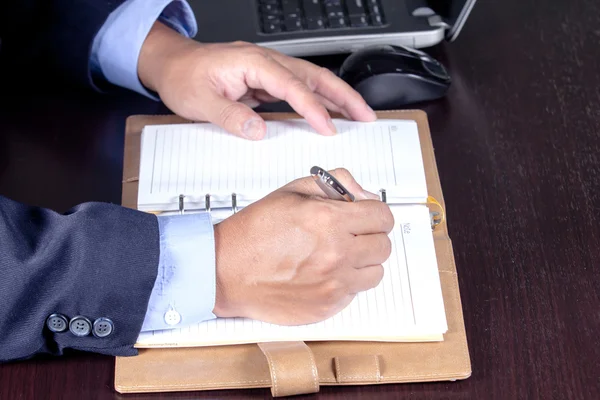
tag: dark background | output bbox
[1,0,599,398]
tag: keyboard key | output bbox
[325,2,344,15]
[371,13,384,25]
[367,4,381,16]
[328,16,346,28]
[350,15,369,27]
[258,0,385,33]
[347,0,366,16]
[282,0,301,15]
[302,0,323,18]
[284,17,304,31]
[261,4,280,15]
[264,21,282,33]
[306,17,325,29]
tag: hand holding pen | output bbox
[212,167,394,325]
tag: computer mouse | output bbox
[339,44,451,109]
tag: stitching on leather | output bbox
[260,346,278,397]
[305,345,320,392]
[374,355,381,382]
[118,379,272,389]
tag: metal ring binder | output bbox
[205,194,211,212]
[178,194,185,215]
[380,189,387,203]
[231,193,237,214]
[169,193,240,214]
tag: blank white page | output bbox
[137,119,428,212]
[136,205,447,347]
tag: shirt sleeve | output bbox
[89,0,198,99]
[141,212,217,332]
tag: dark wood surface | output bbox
[1,0,599,398]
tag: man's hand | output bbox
[212,169,394,325]
[138,22,376,140]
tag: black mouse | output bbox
[339,44,451,109]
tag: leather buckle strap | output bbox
[334,354,382,384]
[257,341,320,397]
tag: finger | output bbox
[247,56,336,136]
[346,265,385,294]
[313,93,346,116]
[266,51,376,122]
[342,200,395,235]
[253,90,348,118]
[200,90,266,140]
[347,233,392,267]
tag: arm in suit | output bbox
[0,1,217,363]
[0,196,159,361]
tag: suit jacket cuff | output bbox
[90,0,198,99]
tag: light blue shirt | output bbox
[90,0,216,331]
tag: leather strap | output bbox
[257,341,320,397]
[334,354,382,383]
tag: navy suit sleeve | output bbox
[0,0,127,89]
[0,196,160,362]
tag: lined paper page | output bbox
[136,205,446,347]
[137,119,427,212]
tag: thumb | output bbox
[200,91,267,140]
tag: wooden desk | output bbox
[1,0,599,398]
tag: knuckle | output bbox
[307,67,333,91]
[231,40,252,48]
[331,168,353,183]
[380,236,392,260]
[311,201,337,226]
[372,265,385,287]
[375,202,395,232]
[285,76,308,93]
[320,248,343,268]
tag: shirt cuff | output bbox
[90,0,197,99]
[141,212,217,332]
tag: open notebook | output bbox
[135,118,447,347]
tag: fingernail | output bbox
[242,118,265,140]
[327,118,337,135]
[366,104,377,120]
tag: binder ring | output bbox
[231,193,238,214]
[202,193,238,213]
[178,194,185,215]
[380,188,387,203]
[205,194,211,212]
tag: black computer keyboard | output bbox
[258,0,386,34]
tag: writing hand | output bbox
[212,168,394,325]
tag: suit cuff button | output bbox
[92,317,114,338]
[69,316,92,337]
[46,314,69,333]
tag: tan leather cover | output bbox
[115,110,471,396]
